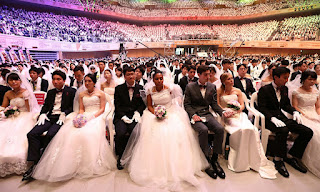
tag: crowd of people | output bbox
[0,54,320,190]
[1,6,319,43]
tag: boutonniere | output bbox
[66,92,69,96]
[135,93,140,98]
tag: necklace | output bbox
[87,89,95,96]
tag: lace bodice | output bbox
[150,88,173,109]
[83,96,100,113]
[104,87,115,100]
[293,89,320,119]
[10,97,28,112]
[220,94,238,109]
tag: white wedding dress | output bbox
[32,95,117,182]
[104,87,115,100]
[0,96,35,177]
[293,89,320,178]
[121,88,209,191]
[220,94,277,179]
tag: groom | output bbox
[114,66,146,170]
[23,70,76,181]
[184,65,230,179]
[258,67,313,178]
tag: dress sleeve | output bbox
[22,90,30,100]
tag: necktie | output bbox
[32,81,36,91]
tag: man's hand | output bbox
[121,116,133,124]
[271,117,286,127]
[56,113,66,125]
[192,115,202,122]
[293,111,302,124]
[132,111,141,123]
[36,114,49,126]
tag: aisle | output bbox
[1,159,319,192]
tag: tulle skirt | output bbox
[32,112,117,182]
[121,105,209,191]
[0,112,35,177]
[301,114,320,178]
[224,113,277,179]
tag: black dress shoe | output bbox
[205,168,217,179]
[284,158,307,173]
[22,165,35,181]
[117,159,124,170]
[211,161,225,179]
[273,160,289,178]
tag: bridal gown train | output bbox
[293,89,320,178]
[0,97,35,177]
[121,88,209,190]
[220,94,277,179]
[33,95,116,182]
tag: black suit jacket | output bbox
[113,83,146,123]
[40,86,76,116]
[184,82,224,119]
[178,76,198,93]
[0,85,11,105]
[233,76,256,99]
[41,79,49,92]
[290,71,301,81]
[258,83,296,121]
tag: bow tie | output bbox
[276,86,283,91]
[127,86,134,90]
[56,89,63,93]
[239,77,246,80]
[199,84,207,89]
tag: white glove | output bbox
[293,111,302,124]
[132,111,141,123]
[36,114,49,126]
[121,116,133,124]
[56,112,66,126]
[271,117,286,127]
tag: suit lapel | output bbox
[267,84,280,106]
[236,77,245,93]
[124,84,131,102]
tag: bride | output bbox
[121,70,209,191]
[292,71,320,178]
[217,73,277,179]
[32,73,116,182]
[0,72,40,177]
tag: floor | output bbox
[1,159,319,192]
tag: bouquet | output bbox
[154,105,167,119]
[73,114,87,128]
[226,100,241,111]
[4,106,20,118]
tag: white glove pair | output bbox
[121,111,141,124]
[271,112,302,128]
[36,113,66,126]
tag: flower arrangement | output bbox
[4,106,20,118]
[73,114,87,128]
[154,105,167,119]
[226,100,241,111]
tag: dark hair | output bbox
[197,65,209,75]
[29,67,39,74]
[209,66,216,73]
[272,67,290,80]
[152,69,163,79]
[98,60,105,65]
[123,66,135,76]
[6,73,20,83]
[187,65,196,71]
[104,69,113,76]
[116,67,123,72]
[301,71,317,84]
[237,64,247,71]
[281,60,289,66]
[135,66,145,74]
[85,73,97,84]
[314,64,320,70]
[1,69,10,79]
[181,64,188,70]
[73,65,84,73]
[268,63,277,71]
[39,68,45,75]
[52,70,66,80]
[222,59,231,65]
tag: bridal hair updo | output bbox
[152,69,163,79]
[301,71,317,84]
[85,73,97,84]
[220,72,231,90]
[6,72,20,83]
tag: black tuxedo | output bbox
[290,71,301,81]
[29,79,49,92]
[136,78,147,86]
[0,85,11,105]
[178,76,198,93]
[27,86,76,162]
[184,82,224,157]
[114,83,146,158]
[258,84,313,158]
[233,76,256,99]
